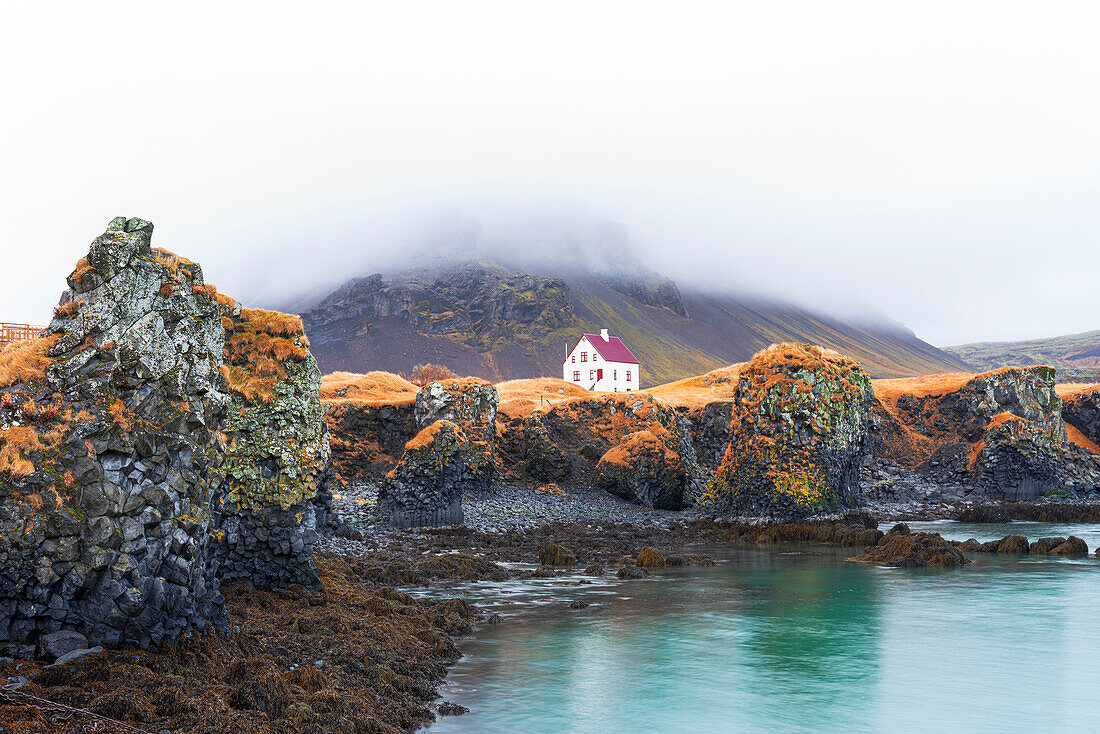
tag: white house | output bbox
[562,329,640,392]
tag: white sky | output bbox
[1,1,1097,345]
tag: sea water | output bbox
[425,522,1100,733]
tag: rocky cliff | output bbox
[868,367,1100,498]
[0,218,333,650]
[0,218,230,647]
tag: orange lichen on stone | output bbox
[159,282,175,298]
[320,371,419,407]
[0,334,61,389]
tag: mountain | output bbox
[298,258,969,385]
[945,330,1100,382]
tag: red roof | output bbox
[563,333,639,365]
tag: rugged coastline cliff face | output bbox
[0,218,332,649]
[869,367,1097,499]
[1062,385,1100,449]
[701,344,874,518]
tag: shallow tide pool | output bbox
[424,522,1100,733]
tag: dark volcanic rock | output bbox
[1063,387,1100,447]
[702,343,874,519]
[853,530,969,567]
[210,308,333,590]
[596,426,690,510]
[378,421,467,528]
[0,217,230,648]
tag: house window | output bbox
[589,370,595,380]
[573,371,580,381]
[571,355,575,363]
[581,352,587,362]
[613,370,617,380]
[626,370,631,381]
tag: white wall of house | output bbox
[562,335,640,392]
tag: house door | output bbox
[596,369,603,382]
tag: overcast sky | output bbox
[2,1,1097,346]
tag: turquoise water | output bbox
[425,522,1100,733]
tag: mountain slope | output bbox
[945,330,1100,381]
[299,260,970,385]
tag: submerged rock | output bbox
[701,343,874,519]
[538,541,577,567]
[635,546,665,567]
[853,528,969,567]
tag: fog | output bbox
[2,2,1098,346]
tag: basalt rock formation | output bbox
[869,366,1094,499]
[378,420,468,528]
[1063,386,1100,448]
[0,218,333,651]
[0,218,230,648]
[701,343,874,519]
[375,379,500,528]
[595,424,690,509]
[210,307,333,590]
[414,377,498,494]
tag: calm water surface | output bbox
[425,521,1100,733]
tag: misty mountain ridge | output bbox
[297,245,969,384]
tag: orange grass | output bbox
[1066,421,1100,454]
[53,300,83,319]
[320,371,419,406]
[0,334,60,389]
[238,308,304,337]
[0,425,44,479]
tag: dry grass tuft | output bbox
[52,300,83,319]
[0,335,60,389]
[408,363,458,386]
[320,371,419,406]
[238,308,304,337]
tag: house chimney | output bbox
[600,328,609,341]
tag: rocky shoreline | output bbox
[4,219,1100,733]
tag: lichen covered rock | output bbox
[414,378,498,493]
[701,343,873,519]
[869,366,1082,497]
[0,217,230,648]
[210,307,332,590]
[1063,386,1100,447]
[320,372,419,482]
[595,425,690,509]
[378,421,467,528]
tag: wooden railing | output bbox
[0,323,47,348]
